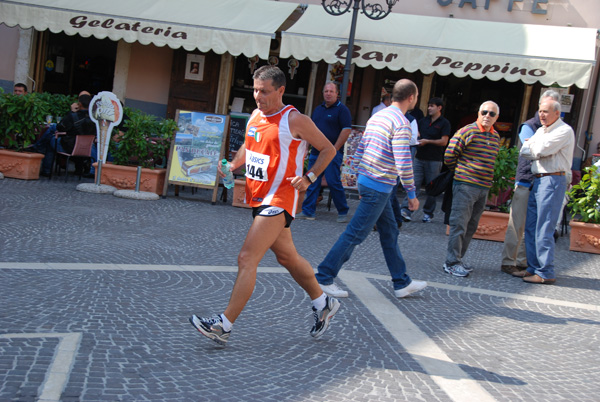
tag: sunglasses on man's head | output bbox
[480,110,497,117]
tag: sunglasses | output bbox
[480,110,497,117]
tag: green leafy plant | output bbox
[568,165,600,224]
[37,93,77,121]
[109,107,177,169]
[0,93,50,151]
[488,145,519,212]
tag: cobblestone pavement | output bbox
[1,177,599,401]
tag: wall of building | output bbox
[0,24,19,93]
[124,42,173,117]
[285,0,600,28]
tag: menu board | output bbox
[165,110,229,202]
[340,126,365,190]
[228,112,250,155]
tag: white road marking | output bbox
[0,332,82,402]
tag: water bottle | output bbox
[221,159,235,189]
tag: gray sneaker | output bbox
[336,214,349,223]
[400,209,412,222]
[443,262,470,277]
[296,212,316,220]
[189,314,230,346]
[310,296,340,338]
[462,262,474,273]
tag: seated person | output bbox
[36,94,94,176]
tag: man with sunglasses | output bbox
[443,101,501,277]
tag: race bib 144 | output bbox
[245,149,270,182]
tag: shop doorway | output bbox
[41,32,117,95]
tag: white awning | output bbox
[281,6,598,89]
[0,0,298,59]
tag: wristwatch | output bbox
[305,171,317,183]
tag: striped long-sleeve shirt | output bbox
[354,106,416,197]
[444,122,500,189]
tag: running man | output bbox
[190,66,340,346]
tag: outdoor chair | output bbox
[53,134,95,182]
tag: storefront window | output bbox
[432,75,524,146]
[42,32,117,95]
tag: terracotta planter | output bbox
[473,211,509,241]
[446,210,509,242]
[93,163,166,196]
[231,178,305,213]
[232,179,250,208]
[569,220,600,254]
[0,149,44,180]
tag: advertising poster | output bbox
[167,110,227,188]
[340,126,365,189]
[89,91,123,164]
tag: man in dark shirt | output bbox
[400,97,451,223]
[36,93,94,175]
[297,82,352,222]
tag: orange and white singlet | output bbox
[244,105,307,216]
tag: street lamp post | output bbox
[321,0,399,105]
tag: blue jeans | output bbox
[316,183,412,290]
[401,158,443,217]
[35,125,57,174]
[524,175,566,280]
[301,151,349,217]
[446,181,489,265]
[389,177,403,226]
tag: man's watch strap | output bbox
[305,171,317,183]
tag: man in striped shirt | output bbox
[443,101,501,277]
[316,79,427,299]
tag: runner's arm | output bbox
[288,112,336,191]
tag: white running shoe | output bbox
[394,280,427,298]
[319,283,349,298]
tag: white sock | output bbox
[220,313,233,332]
[312,293,327,311]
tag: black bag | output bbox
[425,170,454,197]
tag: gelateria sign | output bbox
[69,16,187,40]
[437,0,549,14]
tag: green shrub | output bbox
[109,107,177,169]
[568,165,600,224]
[0,93,50,151]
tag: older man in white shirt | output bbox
[514,98,574,284]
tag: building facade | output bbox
[1,0,598,166]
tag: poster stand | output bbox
[163,110,229,204]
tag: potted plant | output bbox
[474,145,518,241]
[37,93,77,123]
[94,107,177,195]
[0,93,49,179]
[568,165,600,254]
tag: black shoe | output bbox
[39,171,50,177]
[554,230,559,242]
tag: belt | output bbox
[534,172,565,178]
